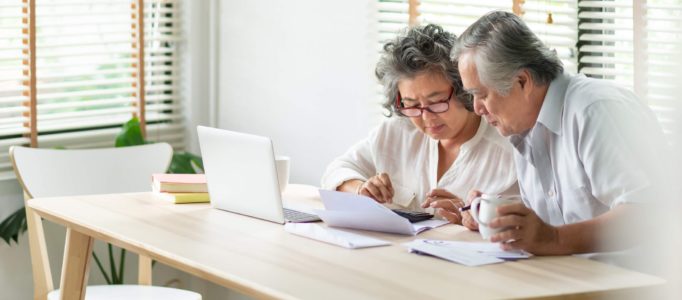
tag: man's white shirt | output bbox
[510,73,670,225]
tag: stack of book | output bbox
[152,173,209,204]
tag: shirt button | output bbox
[548,190,555,197]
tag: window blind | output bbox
[0,0,184,180]
[578,0,634,88]
[374,0,579,103]
[0,1,30,180]
[521,0,578,73]
[640,1,682,148]
[578,0,682,147]
[418,0,511,36]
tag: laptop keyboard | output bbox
[284,208,321,223]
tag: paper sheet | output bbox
[316,190,448,235]
[284,223,391,249]
[428,240,532,260]
[403,239,531,266]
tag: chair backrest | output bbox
[11,143,172,198]
[9,143,173,299]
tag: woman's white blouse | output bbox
[321,117,517,211]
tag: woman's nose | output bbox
[421,109,438,120]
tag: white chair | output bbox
[10,144,201,300]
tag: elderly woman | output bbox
[321,24,517,224]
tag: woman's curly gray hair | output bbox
[375,24,472,117]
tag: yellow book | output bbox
[157,192,210,204]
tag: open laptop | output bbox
[197,126,320,224]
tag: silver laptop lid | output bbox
[197,126,285,224]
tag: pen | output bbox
[459,205,471,212]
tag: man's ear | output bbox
[517,69,533,97]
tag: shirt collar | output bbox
[536,72,570,135]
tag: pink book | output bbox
[151,173,208,193]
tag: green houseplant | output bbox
[0,117,202,284]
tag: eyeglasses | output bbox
[395,87,454,117]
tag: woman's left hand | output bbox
[421,189,465,224]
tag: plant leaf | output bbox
[188,152,204,172]
[92,252,112,284]
[108,244,119,284]
[0,207,27,246]
[115,117,145,147]
[169,152,198,174]
[117,248,126,284]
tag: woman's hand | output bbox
[421,189,464,224]
[356,173,395,203]
[461,190,482,231]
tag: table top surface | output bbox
[28,184,664,300]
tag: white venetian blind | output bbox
[578,0,634,88]
[522,0,578,73]
[376,0,411,51]
[0,0,184,180]
[375,0,579,85]
[0,1,30,180]
[641,1,682,147]
[578,0,682,147]
[418,0,511,36]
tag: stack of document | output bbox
[315,190,447,235]
[404,239,532,267]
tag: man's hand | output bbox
[489,202,562,255]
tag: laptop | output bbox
[196,126,320,224]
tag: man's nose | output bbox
[473,99,487,116]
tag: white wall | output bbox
[0,180,32,299]
[214,0,381,186]
[179,0,383,298]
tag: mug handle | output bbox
[469,197,490,227]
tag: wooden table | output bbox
[28,184,664,299]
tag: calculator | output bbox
[391,209,434,223]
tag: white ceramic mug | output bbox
[275,156,290,192]
[470,194,522,241]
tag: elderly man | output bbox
[453,11,670,255]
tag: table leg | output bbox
[138,255,152,285]
[59,228,94,300]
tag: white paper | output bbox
[429,240,532,259]
[404,239,504,266]
[284,223,391,249]
[316,190,448,235]
[403,239,510,266]
[412,219,449,234]
[403,239,532,266]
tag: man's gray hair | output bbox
[452,11,563,95]
[376,24,472,117]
